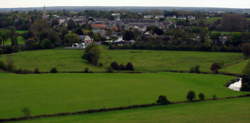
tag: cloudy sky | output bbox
[1,0,250,8]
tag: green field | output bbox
[221,60,249,74]
[21,97,250,123]
[0,72,246,119]
[0,49,244,72]
[4,36,26,46]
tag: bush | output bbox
[84,68,90,73]
[212,95,217,100]
[241,43,250,58]
[50,67,58,73]
[83,44,101,66]
[210,63,221,73]
[156,95,171,105]
[190,65,200,73]
[110,61,120,70]
[21,107,31,117]
[241,62,250,91]
[0,60,6,70]
[106,67,114,73]
[198,93,205,100]
[6,57,15,72]
[119,64,126,70]
[187,90,196,102]
[34,68,40,74]
[126,62,134,71]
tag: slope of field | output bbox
[21,97,250,123]
[0,72,246,119]
[0,49,103,72]
[0,49,243,72]
[221,60,249,74]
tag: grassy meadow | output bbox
[0,49,244,73]
[21,97,250,123]
[0,72,246,119]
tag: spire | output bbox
[42,0,47,19]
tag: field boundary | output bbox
[1,94,249,123]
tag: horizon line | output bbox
[0,5,249,10]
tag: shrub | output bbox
[190,65,200,73]
[0,60,6,70]
[110,61,120,70]
[6,57,15,72]
[198,93,205,100]
[241,43,250,58]
[212,95,217,100]
[126,62,134,71]
[187,90,196,102]
[21,107,31,117]
[50,67,58,73]
[242,62,250,91]
[210,63,221,73]
[83,44,101,66]
[34,68,40,74]
[84,68,90,73]
[106,67,114,73]
[156,95,171,105]
[119,64,126,70]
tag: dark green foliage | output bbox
[241,43,250,58]
[126,62,134,71]
[34,68,40,74]
[210,63,222,73]
[198,93,205,100]
[40,39,54,49]
[50,67,58,73]
[241,62,250,91]
[212,95,217,100]
[187,90,196,101]
[110,61,120,70]
[84,68,90,73]
[83,44,101,66]
[0,60,6,70]
[156,95,171,105]
[190,65,200,73]
[119,64,126,70]
[106,67,114,73]
[21,107,31,117]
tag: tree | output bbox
[187,90,196,101]
[9,27,18,47]
[123,30,135,41]
[210,63,221,73]
[21,107,31,117]
[67,19,77,30]
[50,67,58,73]
[198,93,205,100]
[0,29,10,47]
[190,65,200,73]
[110,61,120,70]
[83,44,101,65]
[126,62,134,71]
[242,61,250,91]
[241,43,250,58]
[64,32,80,46]
[156,95,171,105]
[221,14,247,32]
[40,39,54,49]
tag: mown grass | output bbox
[221,60,249,74]
[20,97,250,123]
[0,72,246,119]
[0,49,244,72]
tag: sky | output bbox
[0,0,250,9]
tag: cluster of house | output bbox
[49,12,209,49]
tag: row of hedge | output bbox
[1,94,250,122]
